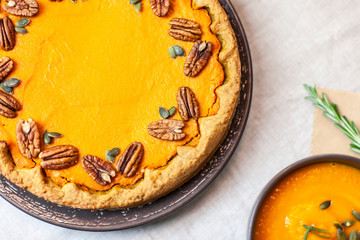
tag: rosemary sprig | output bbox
[304,228,311,239]
[304,84,360,154]
[303,225,330,239]
[303,225,330,233]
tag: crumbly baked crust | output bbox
[0,0,241,209]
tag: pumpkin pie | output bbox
[0,0,240,209]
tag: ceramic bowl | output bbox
[247,154,360,239]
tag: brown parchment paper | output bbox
[312,89,360,157]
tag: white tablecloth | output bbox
[2,1,360,239]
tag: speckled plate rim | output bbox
[247,154,360,239]
[0,0,252,231]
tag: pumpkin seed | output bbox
[0,83,13,94]
[15,27,28,34]
[3,78,20,88]
[16,19,30,28]
[106,155,115,163]
[1,78,21,94]
[319,200,331,210]
[43,130,62,145]
[173,45,185,57]
[342,219,355,227]
[130,0,140,4]
[106,147,120,162]
[352,210,360,221]
[105,148,120,157]
[159,107,170,119]
[47,132,63,138]
[106,147,120,163]
[168,106,176,117]
[43,131,51,145]
[337,229,347,240]
[334,221,343,231]
[350,231,360,240]
[168,46,176,59]
[134,2,141,12]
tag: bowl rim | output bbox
[247,153,360,239]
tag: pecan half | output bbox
[0,17,15,51]
[0,90,21,118]
[168,18,202,42]
[3,0,39,17]
[148,119,185,141]
[39,145,79,170]
[177,87,200,121]
[116,142,143,178]
[81,155,116,186]
[184,41,212,77]
[16,118,40,159]
[0,57,14,82]
[149,0,170,17]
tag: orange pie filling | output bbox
[0,0,224,191]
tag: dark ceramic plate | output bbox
[247,154,360,239]
[0,0,252,231]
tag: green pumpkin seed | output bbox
[1,78,21,94]
[106,148,120,157]
[3,78,20,88]
[159,107,170,119]
[16,19,30,28]
[43,131,62,145]
[337,228,347,240]
[134,2,141,12]
[130,0,140,4]
[173,45,185,57]
[0,83,13,94]
[168,106,176,117]
[105,148,120,163]
[334,221,343,231]
[15,27,28,34]
[168,46,176,59]
[43,131,51,145]
[352,210,360,221]
[319,200,331,210]
[342,219,355,227]
[350,231,360,240]
[47,132,63,138]
[106,155,115,163]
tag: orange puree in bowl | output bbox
[0,0,224,190]
[254,162,360,240]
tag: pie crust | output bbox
[0,0,240,209]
